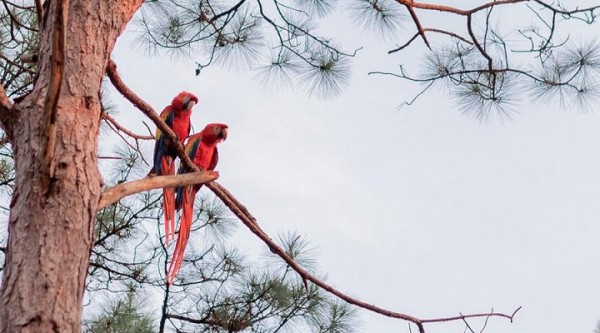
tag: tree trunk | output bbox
[0,1,142,332]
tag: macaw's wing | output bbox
[184,134,202,169]
[152,108,175,175]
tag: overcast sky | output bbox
[105,2,600,332]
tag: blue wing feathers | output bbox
[153,110,175,175]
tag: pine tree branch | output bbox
[164,314,220,326]
[39,0,68,180]
[394,0,528,16]
[106,59,521,332]
[98,171,219,210]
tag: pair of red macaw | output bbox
[151,91,228,285]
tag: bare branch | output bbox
[403,3,431,49]
[39,0,69,180]
[164,314,216,326]
[395,0,530,16]
[466,13,492,71]
[390,28,473,54]
[421,306,522,324]
[98,171,219,210]
[102,112,154,140]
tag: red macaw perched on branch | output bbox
[167,123,228,285]
[151,91,198,246]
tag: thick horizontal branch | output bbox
[106,59,520,332]
[97,171,219,210]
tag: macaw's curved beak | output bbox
[219,127,228,141]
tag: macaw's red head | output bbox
[171,91,199,112]
[200,123,228,144]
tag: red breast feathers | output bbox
[171,91,198,141]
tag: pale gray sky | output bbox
[106,2,600,332]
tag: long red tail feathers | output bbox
[166,186,195,285]
[162,157,176,245]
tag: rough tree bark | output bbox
[0,1,143,332]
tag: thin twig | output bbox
[480,308,492,333]
[102,112,154,140]
[389,28,473,54]
[421,307,522,324]
[460,313,476,333]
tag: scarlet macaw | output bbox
[151,91,198,246]
[167,123,228,284]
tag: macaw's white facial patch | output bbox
[186,100,196,110]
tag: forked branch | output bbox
[106,59,521,332]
